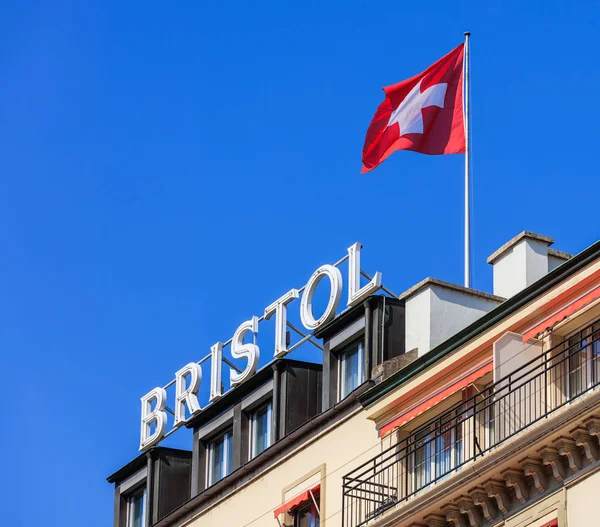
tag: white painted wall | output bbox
[493,238,550,298]
[430,285,500,350]
[405,287,431,356]
[548,254,567,272]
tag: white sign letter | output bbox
[347,242,382,307]
[140,387,168,450]
[209,342,223,402]
[174,363,202,428]
[300,264,342,331]
[264,289,299,359]
[230,316,260,386]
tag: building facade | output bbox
[108,232,600,527]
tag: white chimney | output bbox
[487,231,572,298]
[400,278,504,357]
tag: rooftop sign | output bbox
[139,242,383,450]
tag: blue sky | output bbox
[1,1,599,526]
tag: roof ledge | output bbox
[549,247,573,261]
[487,231,554,265]
[398,277,505,303]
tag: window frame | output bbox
[206,428,233,487]
[249,399,273,459]
[337,339,365,400]
[410,410,463,493]
[125,484,147,527]
[293,492,320,527]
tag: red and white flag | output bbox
[362,44,465,173]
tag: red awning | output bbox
[273,484,320,518]
[540,520,557,527]
[522,284,600,343]
[379,358,493,437]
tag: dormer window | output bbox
[107,448,191,527]
[315,295,406,411]
[186,360,321,495]
[339,341,365,399]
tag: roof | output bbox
[106,447,191,484]
[107,361,320,482]
[359,238,600,408]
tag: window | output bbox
[411,413,462,492]
[294,495,320,527]
[207,430,233,486]
[250,400,272,458]
[564,321,600,399]
[339,341,365,399]
[126,486,146,527]
[434,420,462,479]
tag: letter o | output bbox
[300,264,343,331]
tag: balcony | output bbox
[342,318,600,527]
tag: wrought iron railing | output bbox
[342,318,600,527]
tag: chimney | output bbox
[487,231,572,298]
[399,278,504,357]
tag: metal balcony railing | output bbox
[342,318,600,527]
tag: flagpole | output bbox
[464,31,471,288]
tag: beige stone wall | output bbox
[181,409,380,527]
[567,469,600,527]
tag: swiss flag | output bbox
[362,44,465,173]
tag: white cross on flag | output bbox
[362,44,465,173]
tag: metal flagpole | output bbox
[463,31,471,288]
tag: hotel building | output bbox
[108,232,600,527]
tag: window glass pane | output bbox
[227,431,233,474]
[340,342,364,399]
[435,430,452,477]
[593,324,600,383]
[251,401,272,458]
[593,324,600,356]
[208,430,232,486]
[413,429,431,490]
[209,435,223,484]
[435,418,461,479]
